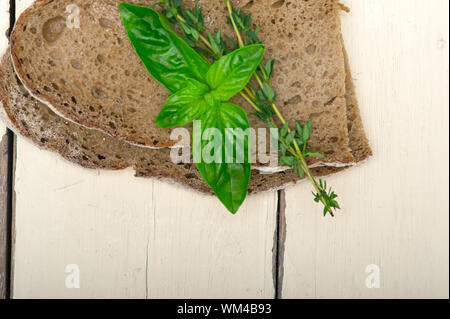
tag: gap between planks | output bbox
[0,130,15,300]
[273,190,286,299]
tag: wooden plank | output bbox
[282,0,449,299]
[11,0,278,299]
[0,0,11,300]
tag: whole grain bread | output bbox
[0,50,344,195]
[11,0,356,166]
[342,45,372,161]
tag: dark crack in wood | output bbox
[272,190,287,299]
[0,130,14,299]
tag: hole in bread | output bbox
[71,60,83,70]
[96,55,105,64]
[271,0,285,8]
[243,0,254,9]
[97,155,106,160]
[291,81,302,88]
[324,96,337,106]
[185,173,198,180]
[306,44,316,55]
[42,16,66,43]
[92,88,107,99]
[285,95,301,105]
[99,18,114,28]
[329,137,339,143]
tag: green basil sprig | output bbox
[119,3,265,213]
[145,0,341,217]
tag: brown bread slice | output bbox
[342,45,372,161]
[0,51,343,195]
[11,0,355,166]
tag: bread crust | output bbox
[342,43,373,161]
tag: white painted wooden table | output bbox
[1,0,448,299]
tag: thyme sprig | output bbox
[156,0,340,217]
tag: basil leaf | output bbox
[119,3,210,93]
[193,103,251,213]
[206,44,265,101]
[155,80,209,127]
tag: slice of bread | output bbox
[11,0,356,166]
[342,44,372,162]
[0,50,343,195]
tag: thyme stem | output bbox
[226,0,245,48]
[240,91,261,113]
